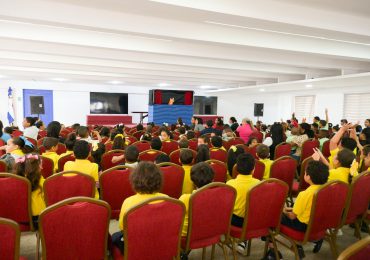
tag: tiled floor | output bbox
[20,220,368,259]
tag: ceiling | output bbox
[0,0,370,92]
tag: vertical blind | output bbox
[343,93,370,123]
[294,95,315,123]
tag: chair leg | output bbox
[354,221,362,239]
[231,238,238,260]
[36,232,40,260]
[291,243,299,260]
[211,244,216,260]
[202,247,206,260]
[221,243,229,260]
[270,235,280,260]
[247,239,252,256]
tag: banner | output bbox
[7,87,15,125]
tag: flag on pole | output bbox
[7,87,15,125]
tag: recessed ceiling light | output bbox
[158,83,171,87]
[108,80,123,85]
[305,84,313,88]
[259,88,265,92]
[51,78,68,82]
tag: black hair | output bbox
[141,133,152,142]
[246,137,258,146]
[195,144,210,163]
[136,124,144,131]
[65,133,77,151]
[191,162,214,188]
[25,117,37,126]
[35,120,44,129]
[319,120,327,127]
[155,153,170,164]
[91,143,106,169]
[306,161,329,184]
[336,148,356,168]
[312,123,319,129]
[180,149,194,165]
[340,137,357,151]
[42,137,59,150]
[227,146,245,176]
[186,131,195,140]
[256,144,270,159]
[178,127,186,135]
[178,138,189,149]
[216,117,224,126]
[160,127,172,139]
[230,117,237,123]
[151,137,162,150]
[341,119,348,124]
[206,120,213,128]
[77,126,89,138]
[177,117,183,126]
[236,153,255,175]
[130,161,162,194]
[112,135,125,150]
[99,127,110,137]
[47,121,61,139]
[270,123,284,146]
[0,120,3,137]
[73,140,90,159]
[211,136,223,148]
[197,118,203,125]
[314,116,320,121]
[72,123,80,131]
[125,145,139,163]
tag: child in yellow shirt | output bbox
[112,161,167,253]
[180,149,195,194]
[14,153,46,229]
[256,144,273,179]
[42,137,59,172]
[211,136,226,151]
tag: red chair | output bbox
[337,236,370,260]
[188,138,198,151]
[0,174,33,231]
[229,179,289,258]
[275,181,349,258]
[99,166,134,219]
[270,156,297,205]
[125,135,137,145]
[232,160,265,180]
[157,162,185,198]
[59,129,71,139]
[322,140,331,158]
[101,150,125,171]
[0,218,27,260]
[131,141,151,153]
[37,137,44,147]
[39,197,111,260]
[37,130,47,139]
[251,131,263,143]
[292,157,312,197]
[139,149,166,162]
[43,171,96,206]
[227,137,245,147]
[56,143,67,155]
[206,159,228,182]
[0,160,7,172]
[113,197,184,260]
[169,149,197,166]
[274,142,292,160]
[209,148,227,163]
[40,156,54,179]
[26,137,37,148]
[300,139,319,164]
[58,153,74,172]
[161,140,180,155]
[0,139,5,157]
[182,183,236,258]
[11,130,23,137]
[341,172,370,239]
[247,144,260,159]
[132,131,144,140]
[236,144,250,153]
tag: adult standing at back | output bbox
[236,118,255,144]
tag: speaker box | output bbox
[254,103,264,117]
[30,96,45,115]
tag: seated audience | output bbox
[180,149,195,194]
[256,144,273,179]
[22,117,39,140]
[42,137,60,172]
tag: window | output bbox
[343,93,370,123]
[294,95,315,122]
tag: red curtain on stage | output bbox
[154,90,162,105]
[184,91,193,105]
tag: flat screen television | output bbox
[90,92,128,114]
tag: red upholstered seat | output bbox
[169,149,197,166]
[132,131,144,140]
[101,150,125,171]
[58,153,74,172]
[131,141,151,153]
[0,174,33,231]
[37,130,47,139]
[247,145,259,159]
[0,139,5,157]
[292,157,312,197]
[125,135,137,146]
[40,156,54,179]
[0,218,27,260]
[251,131,263,143]
[206,159,227,183]
[188,139,198,151]
[99,166,134,219]
[39,197,110,260]
[337,236,370,260]
[115,197,184,260]
[25,137,37,148]
[225,138,245,148]
[0,160,7,172]
[59,129,71,139]
[157,163,185,198]
[209,148,227,163]
[300,139,319,164]
[182,183,236,257]
[161,140,180,155]
[322,140,331,158]
[274,142,292,159]
[139,149,166,162]
[105,142,113,151]
[232,160,265,180]
[11,130,23,137]
[279,224,324,242]
[56,143,67,155]
[43,171,95,206]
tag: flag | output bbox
[7,87,15,125]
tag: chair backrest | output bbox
[131,141,151,153]
[0,218,21,260]
[232,160,265,180]
[270,156,297,192]
[274,142,292,160]
[105,142,113,151]
[39,197,111,260]
[99,166,134,219]
[0,139,5,157]
[188,139,198,151]
[132,131,144,140]
[304,181,349,242]
[185,183,236,250]
[161,140,180,155]
[169,149,197,166]
[56,143,67,155]
[300,139,319,163]
[342,172,370,225]
[337,236,370,260]
[101,149,125,171]
[0,173,33,231]
[0,160,7,172]
[43,171,95,206]
[205,159,228,182]
[298,157,313,192]
[247,144,260,159]
[125,135,138,145]
[124,197,185,260]
[58,153,75,172]
[37,137,44,147]
[236,144,249,153]
[38,145,46,155]
[37,130,47,139]
[26,137,37,147]
[11,130,23,137]
[157,162,185,198]
[226,138,245,148]
[209,148,227,163]
[322,140,331,158]
[40,156,55,179]
[139,149,166,162]
[239,179,288,239]
[251,131,263,143]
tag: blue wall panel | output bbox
[148,105,193,125]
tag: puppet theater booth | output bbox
[148,90,194,125]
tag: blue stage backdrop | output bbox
[148,105,193,125]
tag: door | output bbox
[23,89,53,125]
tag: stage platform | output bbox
[87,115,132,126]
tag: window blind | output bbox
[294,95,315,123]
[343,93,370,123]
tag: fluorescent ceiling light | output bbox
[51,78,68,82]
[108,80,124,85]
[305,84,313,88]
[259,88,265,92]
[158,83,171,87]
[205,21,370,46]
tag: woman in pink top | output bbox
[236,118,255,143]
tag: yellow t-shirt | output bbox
[118,192,168,230]
[182,165,194,194]
[226,175,260,218]
[31,177,46,216]
[328,167,350,184]
[179,192,194,236]
[11,149,24,156]
[328,148,339,169]
[260,158,273,180]
[59,150,73,159]
[293,184,321,224]
[64,159,99,198]
[42,151,59,172]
